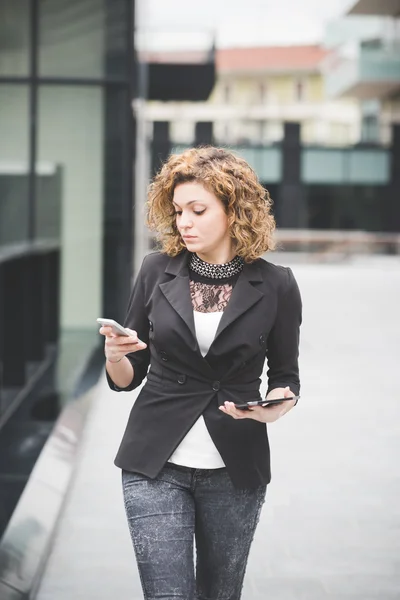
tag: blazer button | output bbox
[212,380,220,392]
[160,351,168,362]
[149,320,154,332]
[177,374,186,385]
[259,334,266,346]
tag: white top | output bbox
[168,310,226,469]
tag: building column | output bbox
[102,0,136,322]
[277,122,307,228]
[195,122,213,146]
[151,121,171,177]
[386,123,400,234]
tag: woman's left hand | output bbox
[219,386,296,423]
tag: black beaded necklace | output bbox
[189,253,244,279]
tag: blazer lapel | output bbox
[212,260,264,344]
[159,251,197,344]
[159,252,216,377]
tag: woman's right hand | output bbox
[99,326,147,363]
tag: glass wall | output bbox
[37,85,104,328]
[39,0,130,80]
[0,0,30,76]
[39,0,105,79]
[169,141,391,232]
[0,85,30,246]
[0,0,134,329]
[301,148,390,185]
[0,0,135,538]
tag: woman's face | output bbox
[173,181,233,261]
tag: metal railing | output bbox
[274,229,400,257]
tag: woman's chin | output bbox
[184,239,200,249]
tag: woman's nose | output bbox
[180,216,193,229]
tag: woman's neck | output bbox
[195,248,236,265]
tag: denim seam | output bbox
[191,469,198,493]
[234,487,266,598]
[230,487,266,600]
[121,471,150,600]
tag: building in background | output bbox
[145,4,400,238]
[323,0,400,146]
[147,44,362,147]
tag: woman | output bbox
[100,146,302,600]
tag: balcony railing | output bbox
[324,39,400,99]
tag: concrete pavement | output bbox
[35,257,400,599]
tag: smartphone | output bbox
[235,396,300,410]
[96,318,131,337]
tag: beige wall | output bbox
[307,75,324,102]
[212,73,324,105]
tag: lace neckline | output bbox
[189,253,244,280]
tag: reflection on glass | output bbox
[37,86,104,330]
[39,0,129,80]
[35,163,62,242]
[0,85,29,247]
[0,0,30,76]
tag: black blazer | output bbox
[107,250,302,489]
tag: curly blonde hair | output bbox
[147,146,276,262]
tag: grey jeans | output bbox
[122,462,267,600]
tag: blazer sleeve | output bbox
[266,267,302,396]
[106,256,150,392]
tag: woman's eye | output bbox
[174,209,205,216]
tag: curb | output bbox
[0,383,96,599]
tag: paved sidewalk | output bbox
[36,258,400,600]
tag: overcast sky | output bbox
[137,0,356,49]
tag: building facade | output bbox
[146,26,400,236]
[146,45,362,147]
[323,0,400,146]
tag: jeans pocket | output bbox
[122,469,150,489]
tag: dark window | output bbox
[259,82,267,103]
[223,83,231,103]
[295,79,305,102]
[304,185,384,231]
